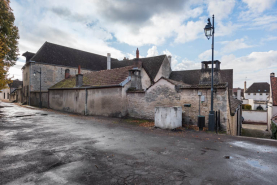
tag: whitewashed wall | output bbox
[242,110,267,123]
[244,93,269,101]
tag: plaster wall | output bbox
[242,110,267,123]
[127,79,229,131]
[154,57,172,82]
[141,68,151,90]
[30,92,49,108]
[86,87,126,117]
[0,88,10,100]
[244,93,268,101]
[49,89,86,114]
[155,106,182,129]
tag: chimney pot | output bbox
[107,53,111,70]
[78,65,81,74]
[76,74,83,87]
[136,48,139,59]
[168,55,172,65]
[270,72,275,77]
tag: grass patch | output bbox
[241,128,271,139]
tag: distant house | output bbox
[244,82,270,110]
[0,80,23,102]
[268,72,277,133]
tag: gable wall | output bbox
[154,57,172,82]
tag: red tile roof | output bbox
[271,76,277,106]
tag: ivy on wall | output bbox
[271,121,277,139]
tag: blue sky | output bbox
[9,0,277,88]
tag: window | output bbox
[258,90,260,92]
[266,93,269,95]
[253,93,256,95]
[260,93,262,95]
[248,93,250,95]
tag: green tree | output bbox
[0,0,19,89]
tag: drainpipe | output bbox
[85,88,88,115]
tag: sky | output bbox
[8,0,277,88]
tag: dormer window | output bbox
[258,90,260,92]
[265,90,267,91]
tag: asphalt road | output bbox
[0,101,277,185]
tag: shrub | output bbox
[243,104,252,110]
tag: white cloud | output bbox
[261,36,277,42]
[242,0,276,13]
[221,50,277,87]
[162,49,179,68]
[173,59,200,71]
[198,49,220,61]
[147,46,159,57]
[220,38,254,53]
[207,0,236,20]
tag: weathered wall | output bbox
[242,110,267,123]
[49,89,86,114]
[86,87,126,117]
[154,57,172,82]
[127,79,229,130]
[30,92,49,108]
[22,64,30,104]
[31,63,93,91]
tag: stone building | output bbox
[49,53,242,136]
[0,79,23,102]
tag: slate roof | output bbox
[29,42,119,70]
[169,69,233,90]
[25,42,166,82]
[50,65,135,89]
[112,55,166,82]
[245,82,270,93]
[229,96,242,115]
[22,52,36,62]
[8,80,23,89]
[270,77,277,106]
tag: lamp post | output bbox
[33,67,42,108]
[204,15,215,131]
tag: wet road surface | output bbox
[0,101,277,185]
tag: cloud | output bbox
[207,0,236,20]
[220,38,254,53]
[198,49,219,61]
[173,59,200,71]
[147,46,159,57]
[162,49,179,68]
[262,36,277,42]
[221,50,277,87]
[242,0,276,13]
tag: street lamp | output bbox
[204,15,215,131]
[33,67,42,108]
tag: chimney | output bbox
[244,81,247,92]
[270,72,275,77]
[237,88,241,100]
[168,55,172,65]
[76,65,83,87]
[136,48,139,59]
[65,69,70,79]
[107,53,111,70]
[129,68,142,90]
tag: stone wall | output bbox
[30,63,93,91]
[127,79,229,130]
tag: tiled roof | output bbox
[270,77,277,106]
[29,42,119,70]
[8,80,23,88]
[169,69,233,90]
[245,82,270,93]
[50,65,135,89]
[162,78,190,86]
[229,96,242,115]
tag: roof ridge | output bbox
[45,41,118,60]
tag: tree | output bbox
[0,0,19,90]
